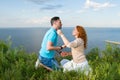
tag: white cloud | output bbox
[118,13,120,17]
[56,10,64,14]
[0,18,27,28]
[85,0,116,10]
[26,16,50,25]
[0,16,51,28]
[76,10,86,14]
[55,10,72,14]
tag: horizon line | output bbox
[0,26,120,29]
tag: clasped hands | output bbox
[59,45,69,57]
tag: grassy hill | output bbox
[0,39,120,80]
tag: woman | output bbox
[57,25,91,75]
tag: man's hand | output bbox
[60,52,69,57]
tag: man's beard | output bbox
[58,26,62,29]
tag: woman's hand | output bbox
[62,45,66,48]
[57,30,63,36]
[60,52,69,57]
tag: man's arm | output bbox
[47,41,61,50]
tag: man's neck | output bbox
[52,25,57,30]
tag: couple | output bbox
[35,16,91,74]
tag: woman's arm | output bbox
[57,30,81,48]
[57,30,70,46]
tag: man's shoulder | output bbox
[49,28,57,35]
[45,29,57,39]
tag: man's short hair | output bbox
[50,16,60,26]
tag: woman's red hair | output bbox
[76,25,87,49]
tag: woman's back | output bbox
[67,38,86,63]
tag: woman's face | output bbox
[72,27,79,37]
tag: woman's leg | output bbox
[61,60,74,72]
[60,59,70,66]
[75,60,92,75]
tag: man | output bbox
[35,16,64,70]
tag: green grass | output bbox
[0,39,120,80]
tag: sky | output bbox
[0,0,120,28]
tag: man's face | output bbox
[55,19,62,29]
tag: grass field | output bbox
[0,39,120,80]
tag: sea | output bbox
[0,27,120,53]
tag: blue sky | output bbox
[0,0,120,28]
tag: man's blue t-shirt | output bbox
[39,27,58,58]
